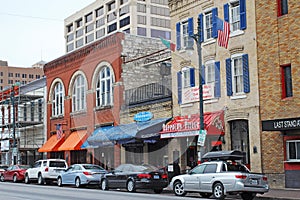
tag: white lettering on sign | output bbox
[273,119,300,129]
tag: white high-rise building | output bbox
[64,0,171,53]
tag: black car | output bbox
[100,163,168,193]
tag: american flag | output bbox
[56,124,63,140]
[216,17,230,48]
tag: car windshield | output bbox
[83,165,105,171]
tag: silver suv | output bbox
[25,159,68,185]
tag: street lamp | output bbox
[189,16,205,162]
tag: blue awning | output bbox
[85,118,170,148]
[81,126,114,148]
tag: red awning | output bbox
[58,130,88,151]
[160,110,224,139]
[38,134,65,152]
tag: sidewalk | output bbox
[255,188,300,200]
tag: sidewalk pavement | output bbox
[255,188,300,200]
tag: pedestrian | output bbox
[173,160,180,176]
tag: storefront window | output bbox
[230,120,250,164]
[287,140,300,161]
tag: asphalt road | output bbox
[0,182,203,200]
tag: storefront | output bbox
[160,110,225,170]
[262,117,300,188]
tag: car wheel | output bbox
[200,192,212,198]
[24,174,30,184]
[13,175,18,183]
[101,179,109,190]
[173,181,186,196]
[154,189,163,194]
[213,182,225,200]
[75,177,81,188]
[0,174,4,182]
[241,192,256,200]
[57,176,63,187]
[126,180,136,192]
[38,174,44,185]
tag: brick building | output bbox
[258,0,300,188]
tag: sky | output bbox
[0,0,95,68]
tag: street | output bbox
[0,182,203,200]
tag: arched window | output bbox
[72,74,86,112]
[52,82,64,116]
[96,66,113,107]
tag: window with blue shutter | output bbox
[187,18,194,49]
[212,8,218,38]
[240,0,247,30]
[226,58,232,96]
[215,62,221,98]
[243,54,250,93]
[201,65,206,85]
[176,22,181,50]
[190,68,195,87]
[177,71,182,104]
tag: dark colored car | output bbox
[0,165,31,182]
[100,163,168,193]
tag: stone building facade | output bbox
[257,0,300,189]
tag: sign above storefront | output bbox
[134,111,153,122]
[262,117,300,131]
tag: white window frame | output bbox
[96,66,113,107]
[181,21,189,49]
[182,67,192,88]
[204,11,213,41]
[230,1,240,32]
[52,82,64,117]
[231,54,244,95]
[72,75,86,112]
[205,61,215,84]
[287,140,300,161]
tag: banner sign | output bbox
[182,83,214,104]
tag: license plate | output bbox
[250,179,258,185]
[153,175,160,179]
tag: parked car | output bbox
[100,163,168,193]
[25,159,68,185]
[0,165,31,182]
[57,164,107,188]
[170,150,269,200]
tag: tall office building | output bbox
[64,0,171,52]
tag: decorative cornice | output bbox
[229,45,244,55]
[203,54,216,63]
[180,60,192,67]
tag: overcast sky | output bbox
[0,0,95,67]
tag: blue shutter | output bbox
[243,54,250,93]
[177,71,182,104]
[212,7,218,38]
[224,3,229,22]
[190,68,195,87]
[198,14,204,43]
[201,65,206,84]
[240,0,247,30]
[215,62,221,98]
[226,58,232,96]
[176,22,181,50]
[188,17,194,48]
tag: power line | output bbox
[0,12,62,22]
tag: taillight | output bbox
[137,174,151,179]
[263,176,268,181]
[44,167,49,172]
[235,175,247,179]
[161,174,168,179]
[83,171,92,175]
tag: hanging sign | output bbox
[134,111,153,122]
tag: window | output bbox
[86,33,94,43]
[151,29,171,39]
[86,24,94,33]
[137,3,146,13]
[278,0,288,16]
[67,33,74,42]
[96,66,113,107]
[176,18,193,50]
[36,75,40,79]
[67,24,73,33]
[201,61,221,99]
[67,43,74,52]
[8,72,13,77]
[224,0,247,32]
[76,29,83,37]
[52,82,64,117]
[138,15,146,25]
[96,28,105,39]
[107,12,117,23]
[150,6,169,16]
[226,54,250,96]
[138,27,147,36]
[96,7,104,17]
[96,18,105,28]
[76,38,84,48]
[120,16,130,28]
[108,23,117,33]
[85,12,93,23]
[120,0,128,5]
[281,64,293,98]
[203,164,217,173]
[107,1,116,11]
[119,5,129,16]
[72,75,86,112]
[204,11,213,40]
[287,140,300,161]
[22,74,27,78]
[15,73,20,77]
[76,18,83,28]
[177,67,195,104]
